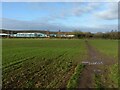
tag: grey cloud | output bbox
[81,24,118,33]
[1,18,75,31]
[72,3,101,16]
[98,24,118,31]
[95,3,118,20]
[1,18,117,32]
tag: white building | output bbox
[66,35,75,37]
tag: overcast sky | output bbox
[1,2,118,32]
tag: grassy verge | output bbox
[94,74,105,89]
[109,64,119,88]
[67,64,85,88]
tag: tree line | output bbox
[73,30,119,39]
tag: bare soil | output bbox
[78,40,116,88]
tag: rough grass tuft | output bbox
[67,64,85,88]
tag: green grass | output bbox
[89,39,118,88]
[2,39,118,88]
[67,64,85,88]
[89,39,118,59]
[109,63,119,88]
[94,74,106,90]
[2,39,87,88]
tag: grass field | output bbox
[2,39,118,88]
[2,39,87,88]
[89,39,118,88]
[89,39,118,59]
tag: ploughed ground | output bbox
[78,40,117,88]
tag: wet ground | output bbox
[78,41,116,88]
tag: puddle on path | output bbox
[82,61,103,65]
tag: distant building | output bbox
[0,33,10,37]
[10,33,47,37]
[1,31,75,38]
[60,34,66,37]
[66,35,75,38]
[50,34,57,37]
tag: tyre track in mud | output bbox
[78,40,116,88]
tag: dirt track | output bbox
[78,40,116,88]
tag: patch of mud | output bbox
[78,40,116,88]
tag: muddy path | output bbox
[78,40,116,88]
